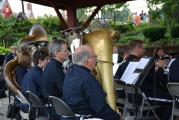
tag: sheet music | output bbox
[120,62,139,84]
[120,57,151,85]
[136,58,150,69]
[113,53,118,64]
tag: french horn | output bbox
[82,29,119,111]
[4,24,48,95]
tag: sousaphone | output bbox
[82,29,119,111]
[4,24,48,95]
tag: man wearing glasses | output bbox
[42,39,70,120]
[63,45,120,120]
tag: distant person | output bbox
[63,45,120,120]
[3,46,17,66]
[140,10,144,21]
[135,14,141,26]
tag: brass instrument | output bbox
[4,58,19,95]
[3,24,48,95]
[82,29,119,111]
[20,24,48,47]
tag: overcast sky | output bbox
[7,0,148,18]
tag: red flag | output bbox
[2,0,12,18]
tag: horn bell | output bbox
[20,24,48,47]
[4,58,20,95]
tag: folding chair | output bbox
[167,82,179,120]
[48,96,76,119]
[26,91,48,120]
[122,86,160,120]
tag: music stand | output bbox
[117,57,159,119]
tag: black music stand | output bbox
[117,57,160,120]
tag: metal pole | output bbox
[21,0,25,14]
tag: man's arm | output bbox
[84,76,120,120]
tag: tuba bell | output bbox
[20,24,48,46]
[82,29,119,111]
[4,24,48,95]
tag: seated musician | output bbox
[20,50,49,118]
[21,49,49,98]
[115,40,172,120]
[15,48,32,86]
[41,39,70,120]
[117,45,129,63]
[169,54,179,82]
[153,47,169,61]
[63,45,120,120]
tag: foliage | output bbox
[170,25,179,39]
[143,26,166,42]
[100,3,129,26]
[35,16,63,39]
[0,16,25,47]
[77,8,90,22]
[110,23,133,34]
[147,0,179,25]
[0,47,10,55]
[116,31,145,45]
[0,15,64,48]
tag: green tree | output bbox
[147,0,179,25]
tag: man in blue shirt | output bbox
[21,50,49,98]
[63,45,120,120]
[169,55,179,82]
[42,39,70,120]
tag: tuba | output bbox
[82,29,119,111]
[4,24,48,95]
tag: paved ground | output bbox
[0,96,11,120]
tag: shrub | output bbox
[110,23,133,34]
[143,26,166,42]
[0,47,10,55]
[170,25,179,38]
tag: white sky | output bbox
[7,0,149,18]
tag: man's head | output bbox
[48,39,69,63]
[10,46,16,54]
[129,40,144,58]
[32,50,49,68]
[73,45,97,71]
[153,48,165,58]
[118,45,129,59]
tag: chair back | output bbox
[167,82,179,98]
[49,96,75,118]
[26,91,44,108]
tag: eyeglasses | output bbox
[88,55,97,59]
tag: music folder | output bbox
[120,57,154,86]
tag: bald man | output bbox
[63,45,120,120]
